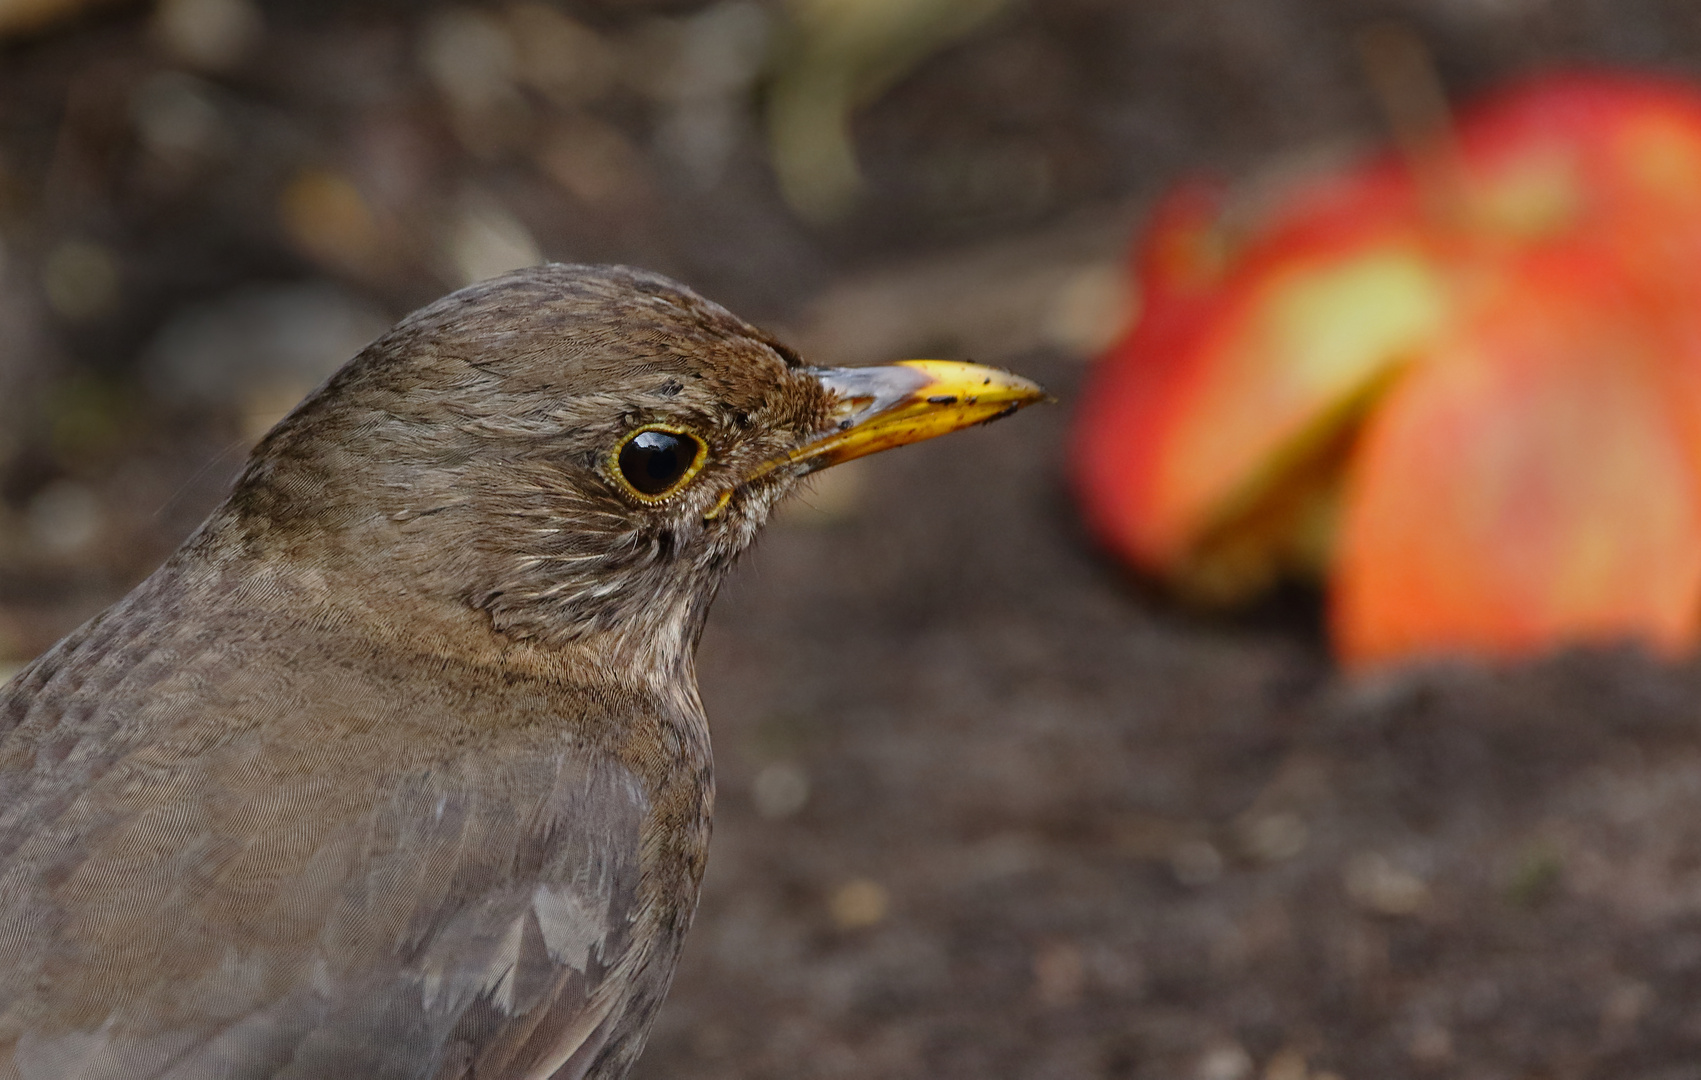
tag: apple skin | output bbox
[1071,71,1701,667]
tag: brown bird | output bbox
[0,264,1042,1079]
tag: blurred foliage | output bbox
[766,0,1012,221]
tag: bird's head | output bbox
[211,264,1042,672]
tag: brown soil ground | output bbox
[6,2,1701,1078]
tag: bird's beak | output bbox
[780,360,1048,473]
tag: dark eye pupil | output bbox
[619,430,697,496]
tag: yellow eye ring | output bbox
[609,424,709,502]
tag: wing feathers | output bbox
[0,739,649,1079]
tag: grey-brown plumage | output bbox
[0,264,1043,1080]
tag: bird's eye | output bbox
[612,425,708,500]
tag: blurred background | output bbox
[4,0,1701,1077]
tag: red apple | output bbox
[1072,72,1701,667]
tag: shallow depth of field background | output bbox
[4,2,1701,1077]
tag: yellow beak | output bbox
[785,360,1047,472]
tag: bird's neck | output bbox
[180,502,715,703]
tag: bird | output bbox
[0,263,1043,1080]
